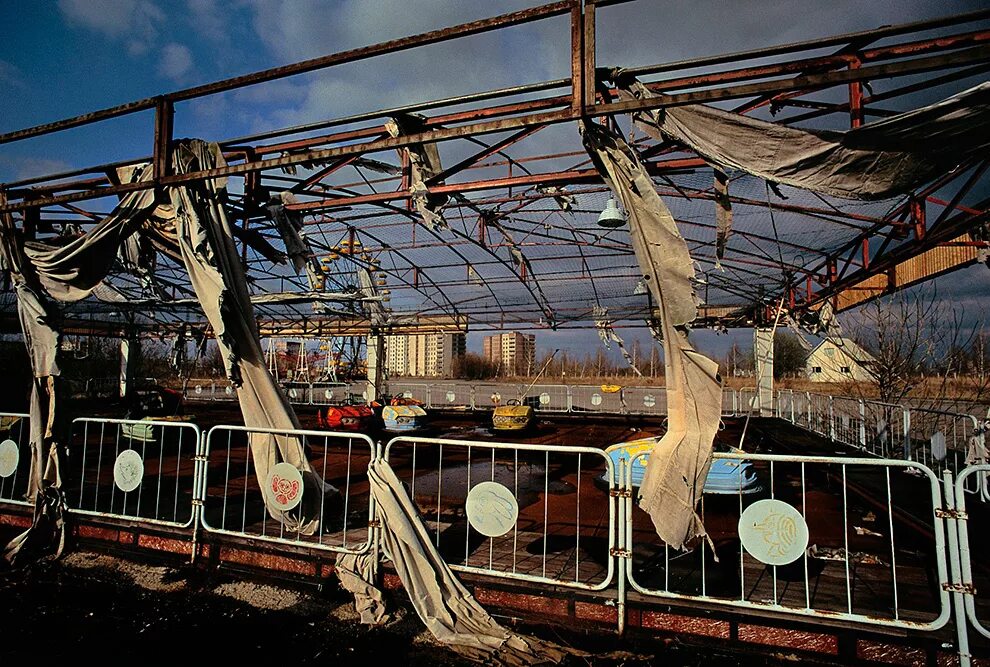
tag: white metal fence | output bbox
[199,426,376,555]
[66,417,200,528]
[9,403,990,663]
[0,412,31,507]
[384,435,616,591]
[623,451,950,631]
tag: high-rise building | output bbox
[482,332,536,376]
[385,332,466,377]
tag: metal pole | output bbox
[943,471,972,667]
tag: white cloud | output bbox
[186,0,227,42]
[0,60,24,88]
[159,43,193,82]
[58,0,164,54]
[0,156,75,182]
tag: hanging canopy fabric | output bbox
[168,140,335,534]
[386,113,449,230]
[615,76,990,201]
[582,121,723,549]
[336,459,572,666]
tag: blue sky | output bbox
[2,0,988,362]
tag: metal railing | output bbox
[65,417,201,528]
[199,425,376,555]
[384,435,616,591]
[622,451,951,631]
[0,412,31,507]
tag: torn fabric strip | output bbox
[386,114,449,230]
[0,199,67,566]
[343,459,572,666]
[267,191,321,287]
[615,77,990,201]
[168,140,336,534]
[713,167,732,265]
[593,305,642,376]
[582,121,722,550]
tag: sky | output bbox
[2,0,988,363]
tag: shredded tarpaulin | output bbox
[267,191,321,287]
[614,76,990,201]
[713,167,732,266]
[582,121,722,550]
[337,459,576,666]
[536,184,575,212]
[167,140,337,534]
[0,199,68,566]
[386,114,449,231]
[593,305,642,376]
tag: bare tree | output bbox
[845,287,989,411]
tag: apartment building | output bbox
[385,332,466,377]
[482,331,536,376]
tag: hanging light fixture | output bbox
[597,197,626,228]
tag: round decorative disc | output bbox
[539,393,551,405]
[591,393,603,406]
[445,391,456,402]
[0,439,18,478]
[739,499,809,566]
[643,394,656,407]
[113,449,144,492]
[266,462,304,511]
[466,481,519,537]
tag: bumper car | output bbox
[492,399,534,432]
[601,437,762,495]
[382,396,428,432]
[321,405,374,431]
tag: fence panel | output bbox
[624,452,950,631]
[64,418,200,528]
[309,382,350,406]
[623,387,668,416]
[862,401,908,459]
[390,382,431,406]
[200,426,375,555]
[384,436,615,590]
[520,384,570,414]
[0,412,31,507]
[907,408,977,478]
[738,387,758,415]
[281,382,311,405]
[184,379,216,401]
[721,388,738,417]
[570,384,625,414]
[953,465,990,643]
[427,383,473,409]
[831,397,864,449]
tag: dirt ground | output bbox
[0,549,832,666]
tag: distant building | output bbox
[385,332,465,377]
[805,337,876,383]
[483,332,536,376]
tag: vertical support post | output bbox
[152,96,174,182]
[569,1,584,115]
[616,457,627,636]
[903,409,912,461]
[943,472,972,667]
[847,57,863,128]
[754,327,774,417]
[858,400,867,450]
[583,0,597,112]
[119,332,139,400]
[366,333,384,404]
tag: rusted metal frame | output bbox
[728,29,990,116]
[0,1,577,147]
[801,161,987,287]
[291,153,373,194]
[776,62,990,126]
[804,192,990,309]
[583,0,597,113]
[7,42,988,215]
[424,126,543,185]
[621,8,990,78]
[926,196,984,218]
[570,2,585,114]
[847,57,865,128]
[153,97,175,181]
[772,98,897,119]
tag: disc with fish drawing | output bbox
[738,498,809,566]
[466,481,518,537]
[266,462,304,511]
[0,439,18,478]
[113,449,144,492]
